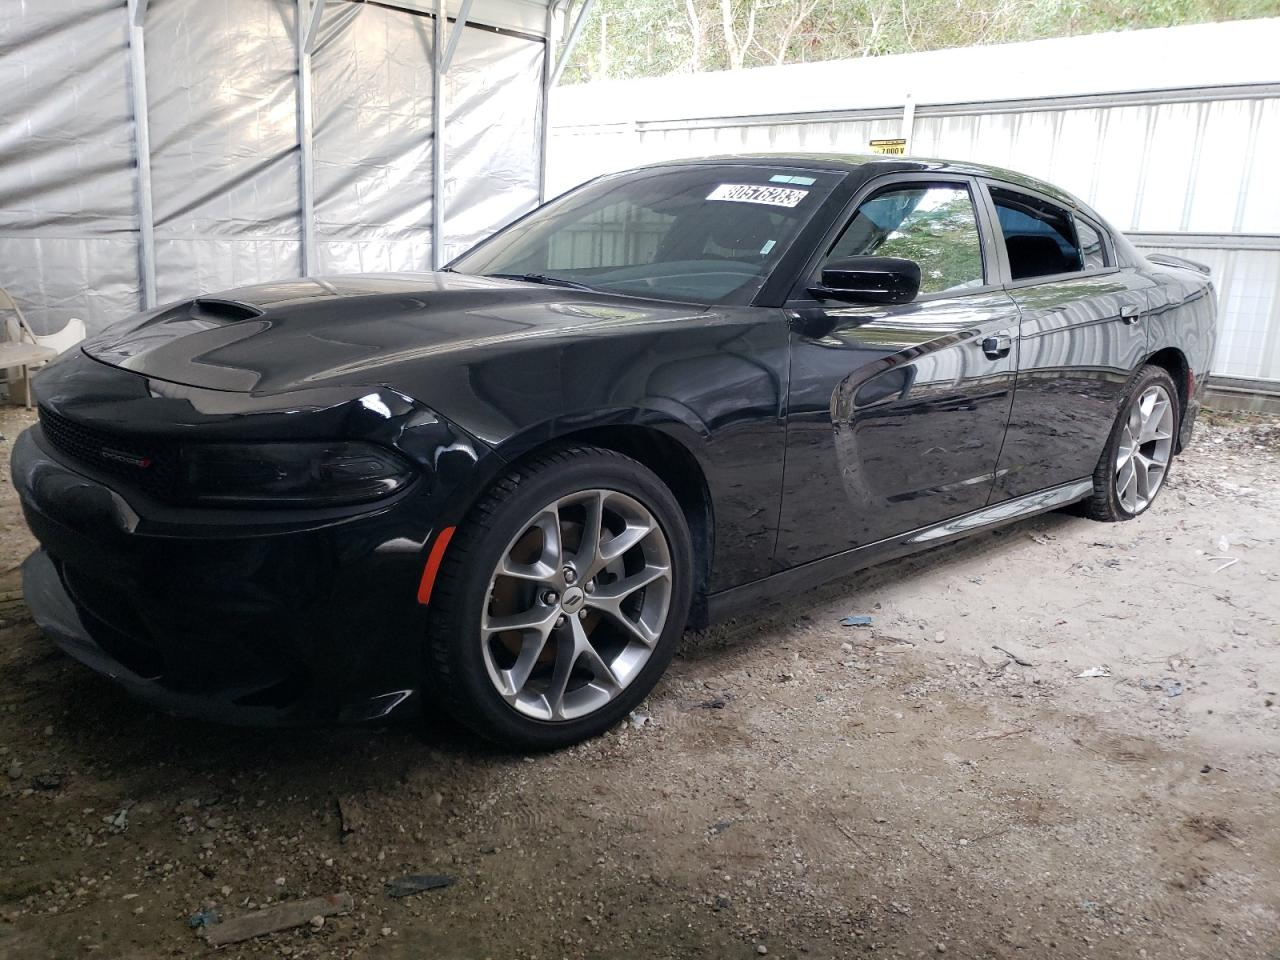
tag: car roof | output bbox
[639,153,1083,211]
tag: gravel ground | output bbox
[1,406,1278,960]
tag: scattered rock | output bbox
[337,795,364,841]
[103,805,131,832]
[31,773,63,791]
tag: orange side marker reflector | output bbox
[416,526,456,605]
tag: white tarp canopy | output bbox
[0,0,563,336]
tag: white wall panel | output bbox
[1241,100,1280,234]
[146,0,303,306]
[0,0,550,337]
[1133,243,1280,381]
[0,0,139,334]
[441,27,544,261]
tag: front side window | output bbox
[451,165,841,305]
[990,186,1083,280]
[821,183,985,296]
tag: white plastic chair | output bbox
[0,287,86,408]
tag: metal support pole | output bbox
[439,0,474,75]
[302,0,327,54]
[548,0,596,89]
[125,0,157,308]
[297,0,319,276]
[900,96,915,154]
[431,0,445,270]
[538,1,559,203]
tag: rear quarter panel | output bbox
[1142,261,1218,445]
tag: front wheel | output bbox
[1084,365,1180,522]
[425,446,693,749]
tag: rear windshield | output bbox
[450,165,842,305]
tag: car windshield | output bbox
[450,165,842,305]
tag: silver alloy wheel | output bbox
[1115,383,1175,514]
[480,489,672,721]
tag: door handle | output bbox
[981,333,1012,360]
[1120,305,1141,325]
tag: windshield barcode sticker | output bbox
[707,183,808,208]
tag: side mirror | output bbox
[808,256,921,305]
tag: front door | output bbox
[774,177,1021,572]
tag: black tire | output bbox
[424,445,693,750]
[1084,364,1180,522]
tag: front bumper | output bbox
[12,419,471,726]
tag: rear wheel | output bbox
[425,446,692,749]
[1085,365,1179,522]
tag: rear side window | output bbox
[1076,217,1108,270]
[989,186,1083,280]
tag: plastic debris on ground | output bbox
[187,906,219,929]
[385,874,457,898]
[1077,666,1111,678]
[993,644,1034,667]
[1141,677,1184,697]
[839,615,874,627]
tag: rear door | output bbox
[774,175,1021,571]
[980,182,1152,501]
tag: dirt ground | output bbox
[0,404,1277,960]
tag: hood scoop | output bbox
[183,298,265,325]
[84,297,270,392]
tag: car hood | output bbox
[82,272,706,395]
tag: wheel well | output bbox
[1144,347,1191,447]
[555,425,714,629]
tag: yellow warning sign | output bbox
[869,138,907,156]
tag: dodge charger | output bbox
[11,155,1217,748]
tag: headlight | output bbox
[179,441,415,507]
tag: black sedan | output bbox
[12,155,1217,748]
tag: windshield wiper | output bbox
[485,272,599,292]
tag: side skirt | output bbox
[706,478,1093,624]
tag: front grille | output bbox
[39,406,178,498]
